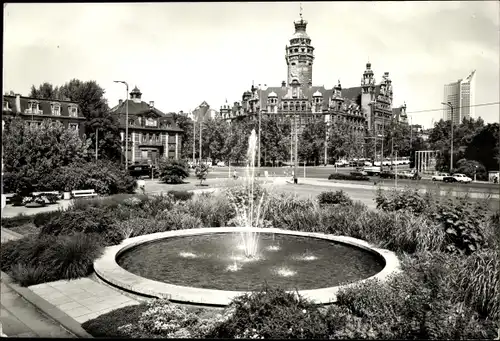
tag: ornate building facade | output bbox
[109,86,183,165]
[220,13,407,138]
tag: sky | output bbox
[3,1,500,128]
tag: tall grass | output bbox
[457,249,500,320]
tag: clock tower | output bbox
[285,8,314,86]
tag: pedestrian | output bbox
[233,170,238,180]
[494,176,498,184]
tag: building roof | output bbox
[109,99,183,132]
[3,95,85,119]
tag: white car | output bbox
[432,172,450,181]
[217,161,226,167]
[452,173,472,183]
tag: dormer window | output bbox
[68,105,78,117]
[51,103,61,116]
[3,100,11,111]
[145,118,157,127]
[29,101,40,112]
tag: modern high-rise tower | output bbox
[443,70,476,124]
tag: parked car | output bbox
[335,159,349,167]
[399,170,421,180]
[443,173,472,183]
[216,161,226,167]
[432,172,450,181]
[128,164,159,179]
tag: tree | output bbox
[429,118,489,172]
[465,123,500,172]
[455,159,487,181]
[328,121,351,161]
[171,113,195,160]
[3,117,90,195]
[298,119,327,165]
[224,118,253,165]
[158,159,189,184]
[201,117,230,162]
[195,163,209,186]
[260,116,291,166]
[29,79,122,162]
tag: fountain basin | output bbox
[94,227,401,306]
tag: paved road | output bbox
[205,166,499,194]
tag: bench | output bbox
[71,189,98,199]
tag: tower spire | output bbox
[299,2,303,20]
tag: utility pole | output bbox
[192,112,196,164]
[442,102,454,172]
[324,119,328,166]
[95,128,99,160]
[199,119,202,165]
[113,81,129,168]
[258,84,266,169]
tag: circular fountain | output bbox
[94,129,401,306]
[94,227,401,306]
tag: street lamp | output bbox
[258,83,266,169]
[441,102,454,172]
[114,81,129,167]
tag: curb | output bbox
[0,272,93,338]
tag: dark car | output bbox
[128,164,159,179]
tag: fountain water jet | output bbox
[229,129,267,258]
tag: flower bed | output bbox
[2,185,498,338]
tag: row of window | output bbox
[128,119,171,128]
[14,101,79,117]
[289,38,311,45]
[27,120,79,131]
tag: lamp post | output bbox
[114,81,129,167]
[192,110,196,164]
[95,128,99,160]
[441,102,454,172]
[258,83,266,169]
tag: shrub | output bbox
[432,198,491,255]
[136,194,176,218]
[33,210,64,227]
[156,211,203,231]
[158,158,189,184]
[51,160,137,195]
[208,286,328,339]
[41,208,122,246]
[167,190,194,202]
[1,233,104,286]
[317,190,353,206]
[1,214,33,229]
[328,173,369,181]
[82,304,148,338]
[375,187,434,214]
[329,252,497,340]
[178,193,235,227]
[264,192,316,224]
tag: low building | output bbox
[2,93,85,137]
[109,86,183,165]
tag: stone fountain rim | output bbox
[93,227,401,306]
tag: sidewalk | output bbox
[2,200,73,218]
